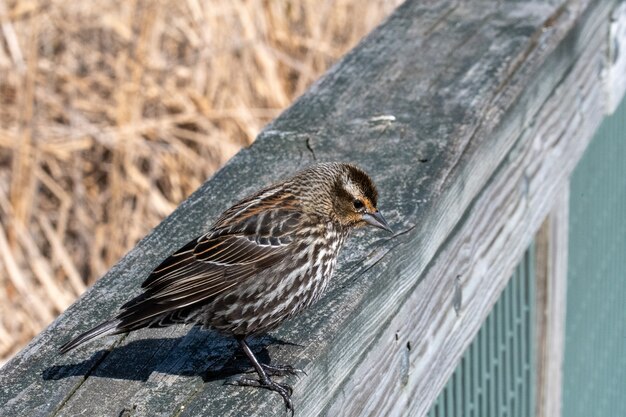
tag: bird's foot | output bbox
[261,363,306,377]
[225,374,294,415]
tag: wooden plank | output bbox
[0,0,619,416]
[319,6,610,412]
[535,187,569,417]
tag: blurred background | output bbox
[0,0,402,364]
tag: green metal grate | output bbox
[563,97,626,416]
[427,246,536,417]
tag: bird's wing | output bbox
[115,201,304,330]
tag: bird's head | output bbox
[331,164,392,232]
[295,162,392,233]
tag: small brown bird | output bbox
[60,162,391,413]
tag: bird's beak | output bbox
[362,211,393,233]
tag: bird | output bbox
[59,162,392,414]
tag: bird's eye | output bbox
[353,199,364,210]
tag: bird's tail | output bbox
[59,319,122,354]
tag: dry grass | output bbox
[0,0,401,363]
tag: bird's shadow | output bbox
[43,328,300,383]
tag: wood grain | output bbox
[0,0,621,416]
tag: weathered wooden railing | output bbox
[2,0,625,416]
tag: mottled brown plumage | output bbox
[60,162,391,414]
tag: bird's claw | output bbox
[225,374,294,415]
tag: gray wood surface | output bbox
[0,0,622,416]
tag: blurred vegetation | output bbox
[0,0,401,363]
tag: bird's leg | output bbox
[225,337,294,415]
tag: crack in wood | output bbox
[423,2,461,37]
[50,346,116,417]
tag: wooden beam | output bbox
[322,9,610,410]
[535,186,569,417]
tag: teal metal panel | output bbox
[563,97,626,417]
[427,247,536,417]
